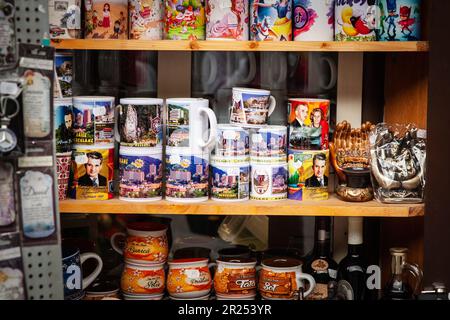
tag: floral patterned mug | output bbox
[110,222,169,264]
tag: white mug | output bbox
[230,88,276,127]
[293,0,335,41]
[166,98,217,153]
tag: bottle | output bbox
[304,217,338,300]
[383,247,423,300]
[337,217,367,300]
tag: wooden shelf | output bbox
[59,194,424,217]
[52,40,429,52]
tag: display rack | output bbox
[52,39,429,52]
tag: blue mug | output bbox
[62,247,103,300]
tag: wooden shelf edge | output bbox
[51,40,429,52]
[59,195,424,217]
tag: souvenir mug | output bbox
[164,0,206,40]
[230,87,276,127]
[116,98,163,148]
[111,222,169,264]
[167,258,213,299]
[378,0,421,41]
[165,149,209,202]
[56,151,72,200]
[250,0,293,41]
[211,158,250,201]
[214,258,257,299]
[293,0,334,41]
[48,0,82,39]
[251,162,288,201]
[84,280,120,300]
[214,124,249,159]
[129,0,164,40]
[206,0,249,40]
[120,261,165,295]
[288,98,330,150]
[250,125,287,163]
[84,0,128,39]
[288,149,330,201]
[54,98,74,153]
[119,146,163,201]
[70,145,114,200]
[335,0,378,41]
[259,258,316,300]
[54,52,74,98]
[166,98,217,153]
[62,247,103,300]
[72,96,115,146]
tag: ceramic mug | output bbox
[62,247,103,300]
[287,98,330,150]
[120,261,165,295]
[259,257,316,300]
[378,0,421,41]
[164,0,206,40]
[211,158,250,201]
[250,125,287,163]
[230,87,276,127]
[72,96,115,146]
[70,145,114,200]
[84,0,128,39]
[214,258,257,299]
[54,98,74,153]
[115,98,163,148]
[84,280,120,300]
[165,149,209,203]
[166,98,217,153]
[56,151,72,200]
[49,0,81,39]
[119,146,163,201]
[335,0,378,41]
[129,0,164,40]
[206,0,249,40]
[251,162,288,201]
[293,0,334,41]
[250,0,293,41]
[167,258,213,299]
[214,124,249,159]
[110,221,169,264]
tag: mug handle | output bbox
[110,232,126,255]
[80,252,103,289]
[114,105,121,143]
[198,106,218,150]
[272,54,288,84]
[240,52,257,84]
[201,53,218,91]
[297,273,316,299]
[268,96,276,117]
[320,57,337,90]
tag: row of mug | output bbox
[55,93,331,153]
[50,0,421,42]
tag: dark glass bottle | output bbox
[337,217,367,300]
[383,247,423,300]
[304,217,338,300]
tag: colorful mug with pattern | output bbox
[129,0,164,40]
[214,258,257,299]
[110,222,169,264]
[251,162,288,201]
[335,0,378,41]
[293,0,334,41]
[206,0,249,40]
[164,0,206,40]
[84,0,128,39]
[54,98,74,153]
[119,146,163,201]
[167,258,213,299]
[378,0,420,41]
[230,87,276,127]
[214,124,249,159]
[250,0,293,41]
[120,261,165,295]
[211,158,250,201]
[250,125,287,163]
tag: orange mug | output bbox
[214,258,257,299]
[167,258,213,299]
[111,222,169,264]
[120,261,165,295]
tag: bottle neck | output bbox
[315,239,331,257]
[347,243,363,257]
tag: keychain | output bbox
[0,95,20,153]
